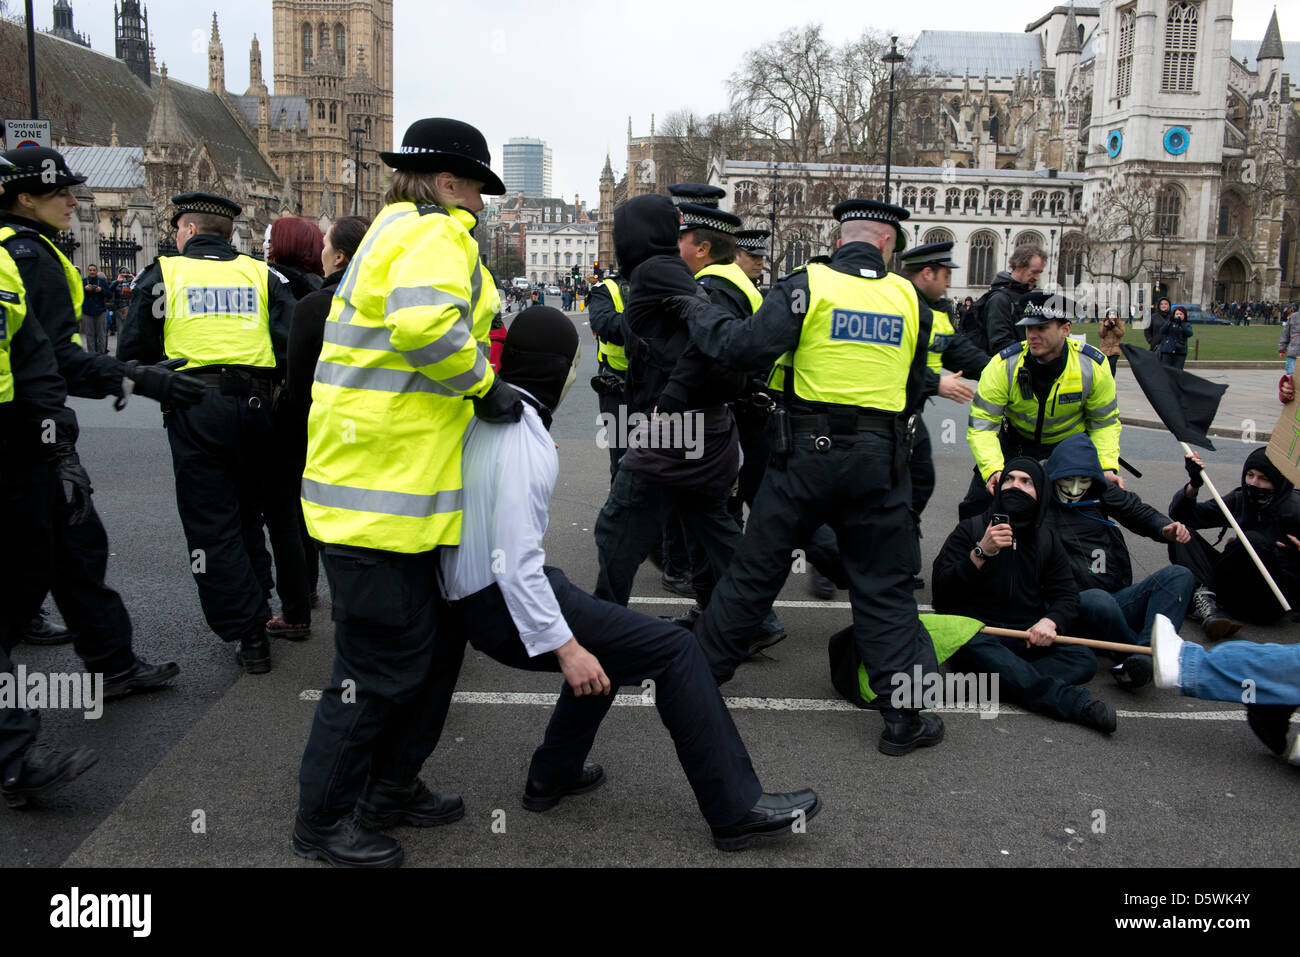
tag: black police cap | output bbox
[679,203,741,235]
[170,192,242,228]
[832,199,910,252]
[1016,290,1078,325]
[0,146,87,194]
[668,183,726,209]
[900,241,960,270]
[735,229,771,254]
[379,118,506,195]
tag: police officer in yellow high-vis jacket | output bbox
[120,191,296,675]
[960,290,1122,519]
[677,198,946,757]
[292,118,521,869]
[586,271,629,478]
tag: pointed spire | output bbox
[210,11,221,45]
[1258,8,1284,62]
[1057,4,1082,54]
[147,65,193,147]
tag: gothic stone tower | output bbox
[270,1,393,219]
[1085,0,1232,305]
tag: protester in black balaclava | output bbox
[933,456,1118,734]
[1170,446,1300,626]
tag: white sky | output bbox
[30,0,1290,201]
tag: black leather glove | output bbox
[655,392,686,414]
[667,292,708,320]
[1184,455,1204,489]
[122,358,206,410]
[471,378,524,424]
[54,444,94,525]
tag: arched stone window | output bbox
[902,186,918,209]
[923,228,953,245]
[1162,1,1199,93]
[1049,191,1065,215]
[335,24,346,67]
[1116,5,1135,97]
[1058,232,1085,287]
[968,230,998,286]
[944,188,960,213]
[920,187,937,212]
[964,189,980,212]
[316,102,325,120]
[1015,230,1045,249]
[1030,190,1047,214]
[989,189,1005,211]
[302,23,313,68]
[1155,185,1182,236]
[1007,190,1023,211]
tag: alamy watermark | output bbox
[0,666,103,719]
[890,666,1000,718]
[596,407,705,460]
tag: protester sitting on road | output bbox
[1043,435,1194,688]
[1170,448,1300,629]
[933,456,1118,734]
[1151,615,1299,766]
[439,306,820,851]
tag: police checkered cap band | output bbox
[681,211,738,234]
[837,208,900,225]
[672,195,720,209]
[737,236,767,253]
[1023,298,1068,320]
[177,200,237,219]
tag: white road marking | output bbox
[296,688,1247,719]
[629,596,937,612]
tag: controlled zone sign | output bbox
[3,119,51,150]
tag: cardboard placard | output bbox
[1266,397,1300,487]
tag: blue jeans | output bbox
[1287,356,1296,374]
[1179,641,1300,706]
[1075,566,1196,650]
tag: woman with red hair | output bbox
[268,217,325,300]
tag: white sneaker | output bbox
[1151,614,1184,691]
[1286,728,1300,768]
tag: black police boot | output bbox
[711,789,821,851]
[522,761,605,812]
[3,744,99,809]
[357,777,465,829]
[292,810,403,868]
[878,709,945,756]
[236,630,271,675]
[1245,704,1298,755]
[22,608,73,646]
[103,657,181,700]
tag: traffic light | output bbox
[572,265,580,279]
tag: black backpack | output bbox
[958,289,995,354]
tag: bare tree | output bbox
[728,24,836,164]
[1079,172,1159,286]
[826,30,924,168]
[655,108,748,184]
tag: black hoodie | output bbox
[932,455,1079,630]
[613,194,745,414]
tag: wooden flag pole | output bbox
[978,626,1150,656]
[1180,442,1291,612]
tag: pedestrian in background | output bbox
[1159,304,1194,370]
[80,263,111,354]
[1097,307,1126,376]
[1278,303,1300,375]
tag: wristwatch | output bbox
[973,544,987,559]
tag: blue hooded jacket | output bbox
[1044,434,1171,592]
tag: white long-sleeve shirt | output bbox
[439,393,572,656]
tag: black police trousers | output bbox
[446,567,762,827]
[0,461,55,782]
[164,389,274,643]
[298,546,465,826]
[693,429,939,695]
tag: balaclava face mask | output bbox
[994,456,1047,529]
[1054,476,1091,503]
[498,305,580,430]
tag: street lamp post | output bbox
[349,123,365,215]
[883,35,906,202]
[768,163,779,284]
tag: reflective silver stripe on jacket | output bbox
[301,478,463,519]
[313,359,457,396]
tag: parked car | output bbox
[545,285,562,297]
[1174,304,1231,325]
[512,277,530,290]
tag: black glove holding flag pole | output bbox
[54,443,94,525]
[1185,454,1205,489]
[117,357,206,411]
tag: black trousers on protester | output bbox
[949,634,1096,722]
[298,546,466,825]
[594,467,745,610]
[693,429,939,693]
[165,390,276,643]
[1170,529,1295,624]
[261,408,312,625]
[597,388,626,480]
[447,568,761,827]
[0,462,55,782]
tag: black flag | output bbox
[1120,344,1226,450]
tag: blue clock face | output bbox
[1106,130,1123,158]
[1164,126,1190,155]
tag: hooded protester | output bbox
[437,305,820,851]
[1044,435,1196,686]
[933,456,1118,733]
[592,194,753,613]
[1170,447,1300,626]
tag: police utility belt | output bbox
[770,399,916,482]
[184,365,276,408]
